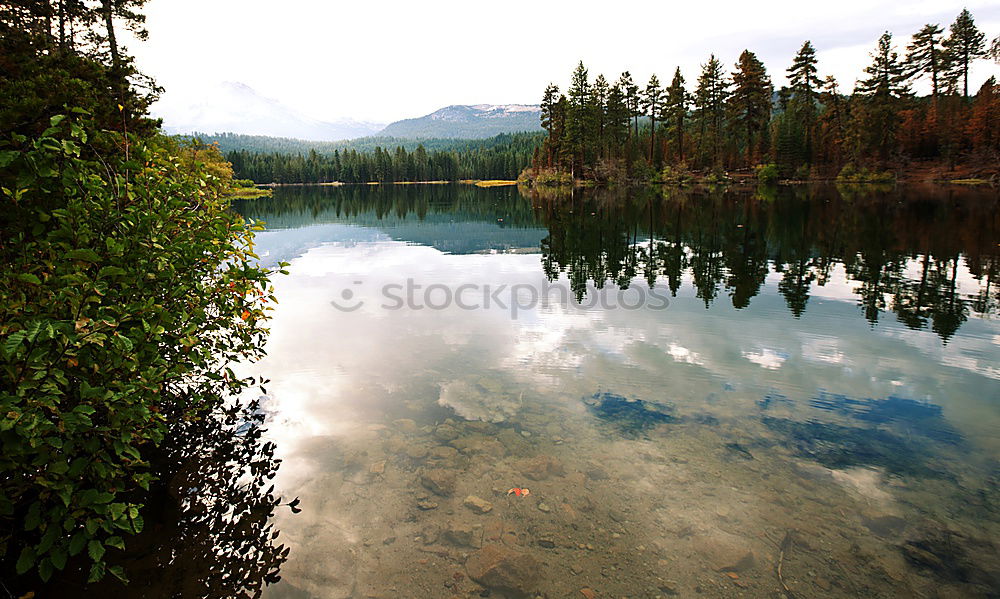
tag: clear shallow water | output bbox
[234,184,1000,598]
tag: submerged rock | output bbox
[516,455,565,481]
[464,495,494,514]
[421,468,457,497]
[692,531,757,573]
[404,444,429,460]
[451,435,506,457]
[434,424,460,442]
[444,522,480,547]
[428,445,459,460]
[465,544,541,596]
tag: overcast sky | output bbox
[131,0,1000,124]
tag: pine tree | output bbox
[728,50,772,166]
[694,55,729,167]
[592,74,610,156]
[566,61,592,175]
[942,8,987,97]
[817,76,848,164]
[605,84,630,150]
[856,32,909,160]
[905,24,945,98]
[857,32,909,97]
[968,76,1000,153]
[642,74,664,162]
[617,71,640,139]
[540,83,561,167]
[787,41,821,111]
[665,68,688,162]
[785,41,822,163]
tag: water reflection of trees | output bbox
[234,183,539,230]
[41,395,289,598]
[236,183,998,342]
[528,184,999,342]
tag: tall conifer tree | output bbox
[942,8,987,97]
[617,71,640,139]
[856,32,909,160]
[665,67,688,161]
[643,74,664,162]
[905,24,946,98]
[694,55,729,167]
[729,50,772,165]
[566,61,592,175]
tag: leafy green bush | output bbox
[836,163,895,183]
[703,167,732,185]
[0,111,283,584]
[754,163,780,184]
[520,167,574,186]
[629,160,656,183]
[793,164,812,181]
[657,165,694,184]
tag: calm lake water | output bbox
[232,183,1000,599]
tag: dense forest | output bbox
[530,9,1000,181]
[1,0,287,595]
[191,131,540,156]
[223,132,542,183]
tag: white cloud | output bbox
[743,347,790,370]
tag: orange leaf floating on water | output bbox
[506,487,530,497]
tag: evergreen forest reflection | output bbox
[236,183,1000,343]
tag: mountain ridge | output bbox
[378,104,542,138]
[154,82,542,141]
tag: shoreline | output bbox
[255,179,519,188]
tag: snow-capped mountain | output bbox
[377,104,542,138]
[152,81,384,141]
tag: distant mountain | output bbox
[378,104,542,139]
[152,82,384,141]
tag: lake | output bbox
[232,183,1000,598]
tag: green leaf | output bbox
[109,565,128,583]
[69,531,87,556]
[88,560,106,583]
[51,547,68,570]
[98,266,127,278]
[87,539,105,561]
[65,248,101,262]
[38,557,54,582]
[2,330,26,357]
[15,273,41,285]
[15,546,35,575]
[24,502,41,530]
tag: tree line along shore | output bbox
[523,9,999,186]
